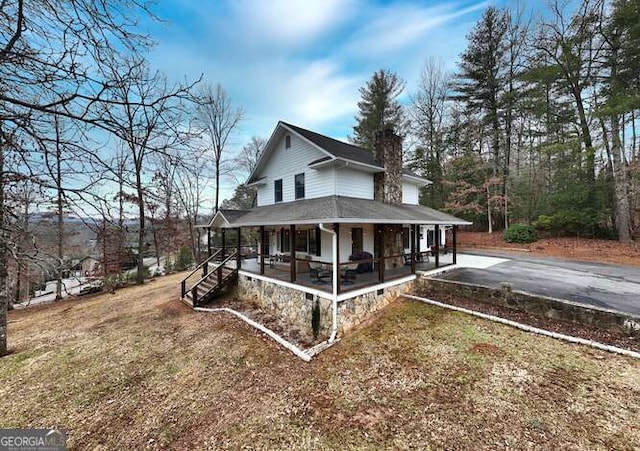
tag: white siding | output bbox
[418,225,447,249]
[319,224,375,263]
[256,183,268,206]
[402,181,420,205]
[255,133,335,206]
[320,229,333,262]
[306,167,335,199]
[336,167,374,199]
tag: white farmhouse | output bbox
[182,121,470,340]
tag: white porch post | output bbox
[319,223,339,342]
[334,223,340,296]
[331,224,338,341]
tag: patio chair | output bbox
[309,263,329,284]
[340,262,358,285]
[342,268,357,285]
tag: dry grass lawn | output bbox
[2,272,640,449]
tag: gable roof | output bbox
[214,196,471,227]
[206,209,251,228]
[281,122,379,168]
[247,121,429,185]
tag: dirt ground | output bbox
[458,231,640,267]
[2,272,640,449]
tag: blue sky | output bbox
[145,0,502,200]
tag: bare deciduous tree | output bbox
[174,149,212,261]
[194,83,244,213]
[97,57,196,284]
[0,0,157,358]
[235,136,266,179]
[410,58,449,209]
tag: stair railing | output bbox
[181,249,222,299]
[188,251,239,307]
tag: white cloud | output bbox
[146,0,491,200]
[345,1,488,57]
[142,0,495,205]
[285,61,360,125]
[227,0,357,45]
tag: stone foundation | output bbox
[338,281,413,334]
[237,274,333,340]
[236,273,414,341]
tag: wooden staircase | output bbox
[181,250,239,308]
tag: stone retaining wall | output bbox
[338,282,414,334]
[236,273,414,341]
[237,275,332,340]
[418,278,640,334]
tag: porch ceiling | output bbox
[215,195,471,228]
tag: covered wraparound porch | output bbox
[205,196,468,298]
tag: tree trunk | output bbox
[632,111,637,161]
[117,170,124,276]
[487,184,493,234]
[611,115,632,241]
[187,217,196,262]
[573,85,596,198]
[214,158,220,213]
[56,132,63,300]
[151,216,160,267]
[102,223,108,276]
[136,166,146,284]
[0,131,8,356]
[608,40,632,242]
[14,263,20,307]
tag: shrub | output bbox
[101,273,127,293]
[532,210,616,239]
[311,298,321,340]
[503,224,538,244]
[175,246,194,271]
[532,215,553,232]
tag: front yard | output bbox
[2,272,639,449]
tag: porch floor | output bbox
[236,254,454,293]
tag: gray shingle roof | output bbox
[215,196,471,228]
[282,122,379,167]
[248,121,427,184]
[206,209,251,228]
[282,122,425,179]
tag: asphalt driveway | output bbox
[435,250,640,316]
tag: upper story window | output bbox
[274,179,283,202]
[295,173,305,199]
[285,135,291,149]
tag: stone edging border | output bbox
[403,294,640,360]
[194,306,339,362]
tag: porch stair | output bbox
[180,250,239,308]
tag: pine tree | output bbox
[352,69,406,150]
[612,0,640,107]
[597,0,640,241]
[454,6,509,231]
[455,6,509,175]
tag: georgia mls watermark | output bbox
[0,429,66,451]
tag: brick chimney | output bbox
[373,129,403,205]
